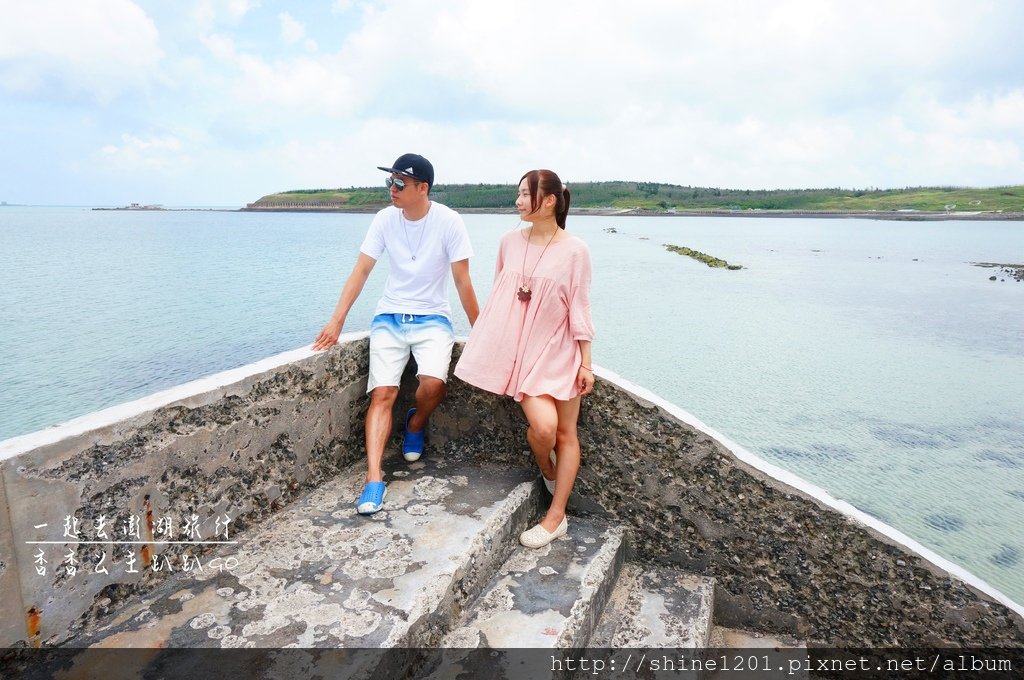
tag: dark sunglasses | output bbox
[385,176,418,191]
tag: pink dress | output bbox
[455,229,595,401]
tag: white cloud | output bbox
[97,133,191,174]
[326,0,1023,129]
[229,53,358,116]
[200,33,237,60]
[190,0,260,31]
[0,0,162,100]
[279,12,305,45]
[227,0,259,19]
[5,0,1024,205]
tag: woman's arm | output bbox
[576,340,594,395]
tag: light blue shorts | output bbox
[367,313,455,393]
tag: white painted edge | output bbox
[592,364,1024,618]
[0,332,370,461]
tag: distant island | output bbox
[244,182,1024,219]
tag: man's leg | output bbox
[407,377,445,432]
[404,316,456,453]
[365,386,399,482]
[359,315,410,513]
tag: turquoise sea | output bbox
[1,206,1022,603]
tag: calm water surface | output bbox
[1,207,1022,603]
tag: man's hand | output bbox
[312,319,343,351]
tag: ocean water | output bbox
[1,207,1022,603]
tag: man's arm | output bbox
[312,253,377,350]
[450,258,479,327]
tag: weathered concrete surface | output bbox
[440,518,625,649]
[0,340,371,647]
[431,345,1024,647]
[590,563,715,648]
[709,625,803,648]
[418,520,624,679]
[63,454,536,657]
[0,476,28,645]
[29,462,539,680]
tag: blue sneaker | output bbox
[402,408,426,462]
[357,481,387,514]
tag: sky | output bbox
[1,0,1023,206]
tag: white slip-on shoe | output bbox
[519,516,568,549]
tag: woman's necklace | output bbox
[401,207,426,261]
[517,224,558,301]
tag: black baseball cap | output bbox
[377,153,434,189]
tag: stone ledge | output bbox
[0,339,370,647]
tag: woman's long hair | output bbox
[520,169,571,229]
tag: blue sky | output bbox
[1,0,1023,206]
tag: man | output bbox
[312,153,479,514]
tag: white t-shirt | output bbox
[359,202,474,319]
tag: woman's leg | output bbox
[520,395,559,482]
[521,395,582,533]
[543,396,581,531]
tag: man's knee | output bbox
[369,386,399,407]
[416,376,446,400]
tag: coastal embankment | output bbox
[2,338,1021,650]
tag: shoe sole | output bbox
[357,487,387,514]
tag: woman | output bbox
[455,169,595,549]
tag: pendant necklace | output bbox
[517,224,558,302]
[401,206,427,261]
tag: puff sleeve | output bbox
[568,244,595,342]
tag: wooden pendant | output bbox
[517,285,532,301]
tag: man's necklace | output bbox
[401,207,427,261]
[517,225,558,302]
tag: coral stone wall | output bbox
[431,345,1024,647]
[2,339,1022,649]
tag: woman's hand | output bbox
[577,366,595,396]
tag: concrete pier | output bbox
[1,337,1022,660]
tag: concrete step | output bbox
[706,626,808,680]
[426,517,625,663]
[589,563,716,648]
[67,453,539,663]
[417,518,626,678]
[709,624,805,649]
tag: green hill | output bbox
[247,182,1024,213]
